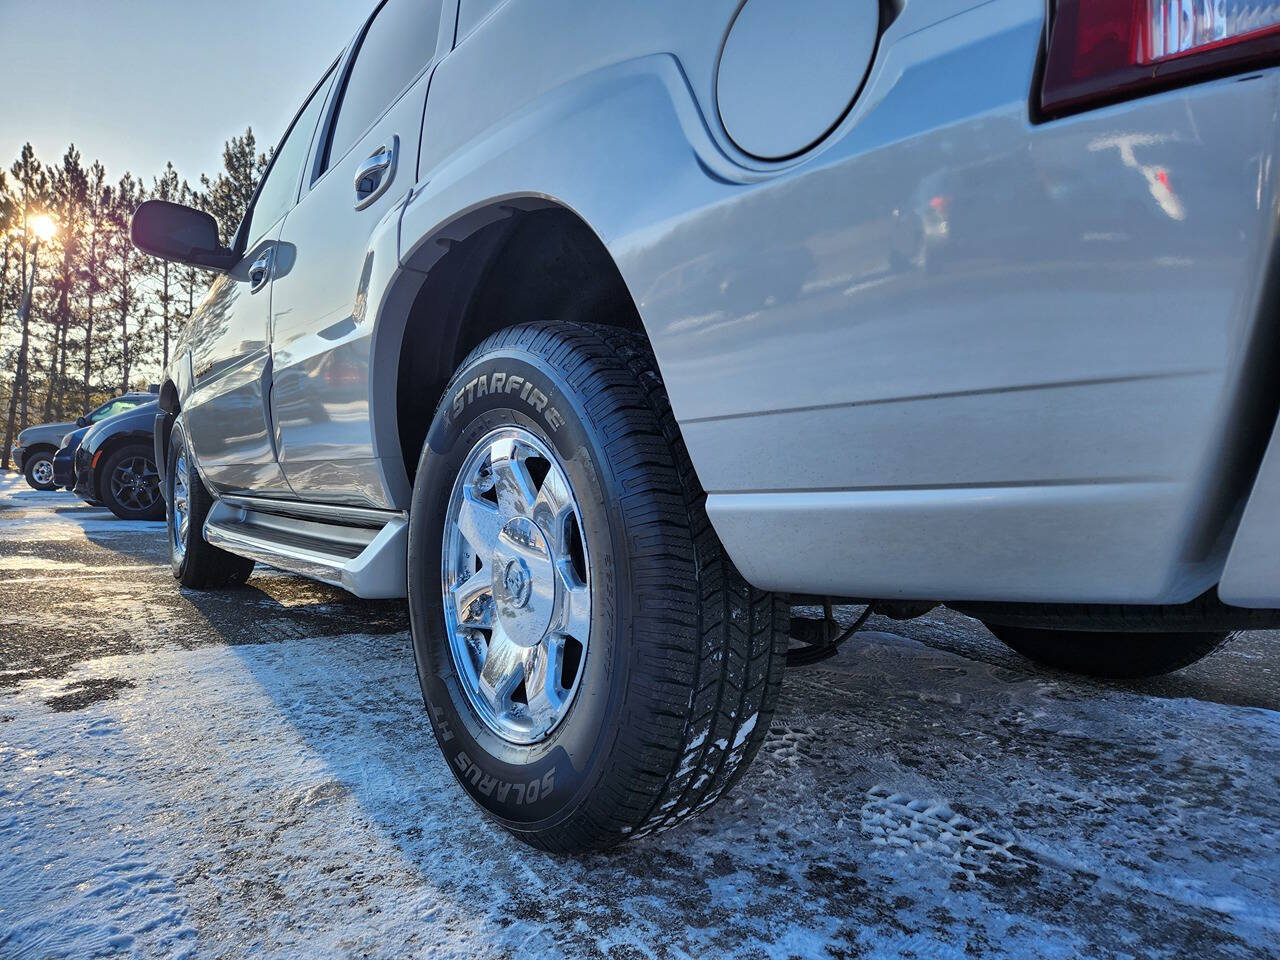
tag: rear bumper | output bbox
[52,451,76,489]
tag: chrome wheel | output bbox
[109,455,159,512]
[442,427,591,745]
[171,448,190,560]
[30,458,54,487]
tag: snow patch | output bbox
[731,712,757,749]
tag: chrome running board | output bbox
[216,493,396,529]
[204,497,407,599]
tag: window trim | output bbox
[231,54,344,258]
[307,0,451,192]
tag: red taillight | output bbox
[1041,0,1280,116]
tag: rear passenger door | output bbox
[269,0,452,508]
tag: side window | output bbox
[242,65,338,245]
[91,399,135,422]
[321,0,443,173]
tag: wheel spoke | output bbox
[523,637,566,734]
[532,470,573,552]
[451,566,494,627]
[491,451,537,519]
[479,627,525,709]
[557,577,591,641]
[456,493,502,555]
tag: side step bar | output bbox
[203,496,408,599]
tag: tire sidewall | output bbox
[408,347,635,834]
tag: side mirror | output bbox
[131,200,236,271]
[75,416,88,427]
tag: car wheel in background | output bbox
[166,419,254,588]
[98,443,164,520]
[408,321,787,853]
[984,623,1233,679]
[22,450,57,491]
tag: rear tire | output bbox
[99,443,164,520]
[166,419,254,589]
[408,321,787,853]
[23,449,57,491]
[985,623,1233,679]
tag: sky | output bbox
[0,0,377,186]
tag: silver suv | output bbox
[132,0,1280,851]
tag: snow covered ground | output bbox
[1,472,1278,959]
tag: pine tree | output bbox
[43,145,88,420]
[0,169,14,340]
[150,162,181,370]
[80,162,109,414]
[199,127,269,246]
[0,170,15,440]
[106,173,142,394]
[2,144,51,468]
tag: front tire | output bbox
[985,623,1233,679]
[166,419,254,588]
[408,322,787,853]
[23,450,57,491]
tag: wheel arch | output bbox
[372,196,647,503]
[365,52,747,509]
[157,379,180,416]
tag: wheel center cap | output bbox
[501,557,532,608]
[491,515,555,648]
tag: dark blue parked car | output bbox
[73,400,163,520]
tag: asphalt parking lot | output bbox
[1,473,1278,959]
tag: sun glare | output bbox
[30,214,57,241]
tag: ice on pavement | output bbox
[1,473,1278,959]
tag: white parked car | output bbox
[131,0,1280,851]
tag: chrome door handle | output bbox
[248,249,272,293]
[354,135,398,210]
